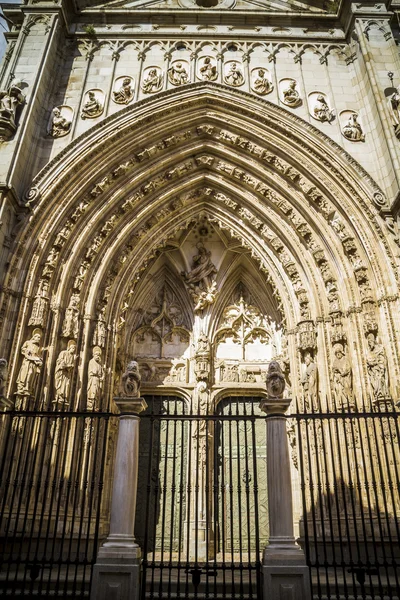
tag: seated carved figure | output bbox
[120,360,141,398]
[81,91,103,119]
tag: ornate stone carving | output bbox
[301,353,318,411]
[93,306,106,348]
[332,343,354,408]
[309,92,335,123]
[224,61,244,86]
[0,81,25,140]
[87,346,104,410]
[250,68,273,95]
[266,361,285,399]
[54,340,76,406]
[48,106,72,138]
[42,248,59,278]
[198,56,217,81]
[62,293,80,338]
[181,242,218,312]
[297,320,317,352]
[112,76,134,105]
[29,279,50,327]
[15,329,43,397]
[0,358,8,398]
[141,67,163,93]
[168,61,189,86]
[280,79,301,107]
[81,89,104,119]
[387,84,400,138]
[120,360,141,398]
[340,110,365,142]
[366,333,391,403]
[194,332,211,382]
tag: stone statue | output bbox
[0,81,25,139]
[168,62,189,86]
[313,94,334,122]
[301,353,318,410]
[282,80,301,107]
[29,279,50,327]
[387,85,400,136]
[199,57,217,81]
[182,242,217,311]
[224,62,244,87]
[93,307,106,348]
[332,343,354,408]
[87,346,104,410]
[81,90,103,119]
[113,77,134,104]
[54,340,76,406]
[266,361,286,399]
[252,69,272,95]
[342,113,365,142]
[0,358,8,397]
[120,360,141,398]
[62,293,80,338]
[366,333,390,402]
[16,330,43,396]
[48,107,71,138]
[141,68,163,93]
[42,247,59,277]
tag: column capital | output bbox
[259,397,291,415]
[113,396,147,415]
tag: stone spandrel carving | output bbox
[0,358,8,398]
[340,111,365,142]
[301,352,319,411]
[280,79,301,108]
[29,279,50,327]
[81,89,104,119]
[198,57,217,81]
[366,333,391,403]
[0,81,25,140]
[141,67,163,93]
[62,293,80,338]
[168,61,189,86]
[332,343,354,409]
[48,106,72,138]
[15,329,43,398]
[181,242,218,312]
[224,61,244,87]
[87,347,104,410]
[120,360,141,398]
[309,92,335,123]
[112,76,134,105]
[251,68,273,96]
[387,85,400,138]
[54,340,76,406]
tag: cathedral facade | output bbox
[0,0,399,598]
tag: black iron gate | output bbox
[136,396,266,599]
[294,395,400,599]
[0,409,113,598]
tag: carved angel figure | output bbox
[141,68,163,93]
[168,62,189,86]
[113,77,134,105]
[366,333,390,402]
[16,330,43,397]
[332,343,354,408]
[301,353,318,411]
[54,341,76,406]
[48,107,71,138]
[0,358,8,397]
[342,113,365,142]
[282,80,301,107]
[313,94,334,122]
[81,91,103,119]
[252,69,272,95]
[120,360,141,398]
[224,62,244,87]
[87,347,104,410]
[29,279,49,327]
[199,57,217,81]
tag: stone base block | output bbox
[91,555,141,600]
[263,544,311,600]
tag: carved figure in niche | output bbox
[29,279,49,327]
[54,340,76,406]
[301,353,318,411]
[313,94,334,122]
[282,80,301,107]
[266,361,286,399]
[222,364,239,382]
[87,347,104,410]
[113,77,134,105]
[199,57,217,81]
[332,343,354,408]
[81,90,103,119]
[0,81,25,139]
[327,281,340,313]
[342,113,365,142]
[182,242,218,312]
[120,360,141,398]
[141,68,163,93]
[387,85,400,137]
[48,106,71,138]
[0,358,8,397]
[168,62,189,86]
[224,62,244,87]
[93,306,106,348]
[42,248,59,277]
[62,293,80,338]
[73,261,89,291]
[366,333,390,402]
[252,69,272,95]
[16,330,43,397]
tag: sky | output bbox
[0,1,21,66]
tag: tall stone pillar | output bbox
[91,382,147,600]
[260,362,311,600]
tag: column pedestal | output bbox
[260,397,311,600]
[91,397,147,600]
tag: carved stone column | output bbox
[260,362,311,600]
[91,395,147,600]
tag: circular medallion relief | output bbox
[178,0,236,8]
